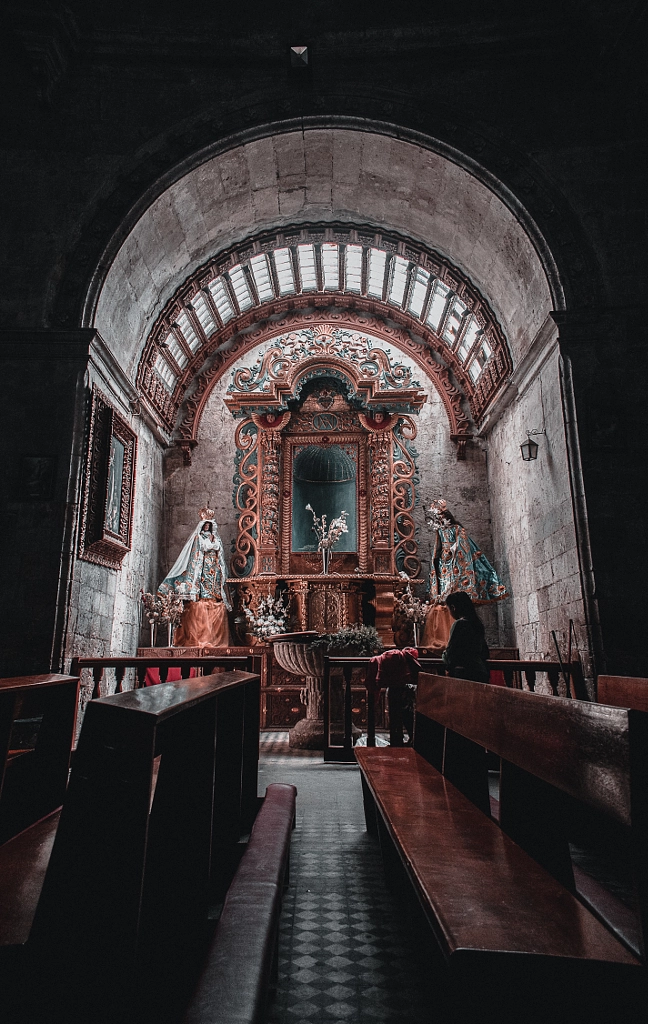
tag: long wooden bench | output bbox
[356,673,647,1022]
[0,674,79,843]
[182,781,296,1024]
[0,670,297,1024]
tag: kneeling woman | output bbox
[442,591,490,683]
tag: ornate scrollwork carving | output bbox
[230,419,259,578]
[392,416,421,579]
[225,325,426,416]
[168,310,475,460]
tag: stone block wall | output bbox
[63,410,164,665]
[486,343,587,669]
[61,369,165,714]
[94,129,552,375]
[0,333,89,677]
[0,332,165,680]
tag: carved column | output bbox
[374,582,396,647]
[258,428,281,574]
[368,429,393,575]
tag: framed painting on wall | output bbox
[78,385,137,569]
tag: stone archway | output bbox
[67,122,593,674]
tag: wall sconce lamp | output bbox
[520,430,546,461]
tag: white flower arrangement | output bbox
[395,573,430,626]
[244,592,290,640]
[305,504,349,551]
[159,592,184,627]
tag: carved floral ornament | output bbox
[224,325,426,417]
[173,310,474,463]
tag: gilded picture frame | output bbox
[78,385,137,570]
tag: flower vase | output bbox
[321,547,331,574]
[167,621,173,647]
[150,622,155,647]
[412,622,419,648]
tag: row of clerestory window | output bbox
[153,242,496,393]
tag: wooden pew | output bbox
[597,674,648,712]
[182,782,296,1024]
[356,673,647,1023]
[1,670,270,1023]
[0,674,79,843]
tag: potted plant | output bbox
[310,624,384,657]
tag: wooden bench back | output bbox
[29,670,261,1010]
[0,674,79,843]
[415,673,648,958]
[598,675,648,712]
[416,673,645,827]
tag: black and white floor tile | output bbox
[259,733,438,1024]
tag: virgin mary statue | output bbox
[421,499,508,650]
[158,507,231,647]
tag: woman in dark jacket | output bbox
[442,591,490,683]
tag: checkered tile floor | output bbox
[259,733,439,1024]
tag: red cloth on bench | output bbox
[365,648,420,693]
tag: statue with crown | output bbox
[421,498,508,651]
[158,506,232,647]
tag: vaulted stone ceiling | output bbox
[93,128,554,380]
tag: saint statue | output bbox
[158,507,231,647]
[421,499,508,650]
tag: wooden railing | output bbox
[418,658,587,700]
[70,654,257,699]
[323,656,588,762]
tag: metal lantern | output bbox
[520,434,540,461]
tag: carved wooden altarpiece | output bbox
[225,323,428,646]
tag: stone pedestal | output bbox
[273,640,326,749]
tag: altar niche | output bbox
[225,325,428,644]
[292,444,358,556]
